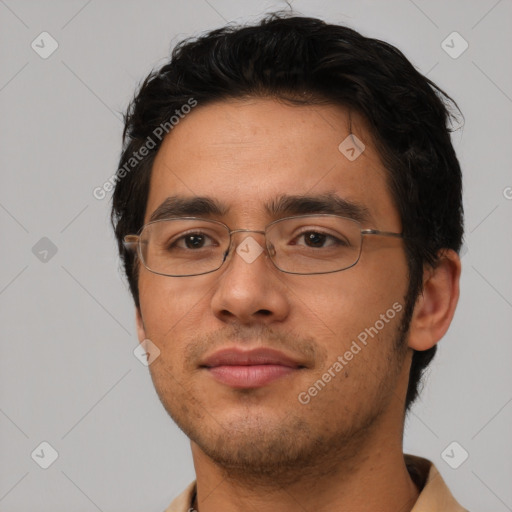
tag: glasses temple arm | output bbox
[123,234,139,250]
[361,229,404,238]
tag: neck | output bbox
[190,419,420,512]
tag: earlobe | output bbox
[408,249,461,352]
[135,307,147,342]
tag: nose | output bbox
[210,231,290,326]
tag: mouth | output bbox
[200,347,306,389]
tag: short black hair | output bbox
[111,13,464,414]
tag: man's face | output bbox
[136,98,412,477]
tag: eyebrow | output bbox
[149,193,372,224]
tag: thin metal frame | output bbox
[123,214,404,277]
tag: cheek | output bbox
[285,258,407,335]
[139,270,207,315]
[137,273,207,352]
[348,244,409,313]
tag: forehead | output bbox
[145,98,400,229]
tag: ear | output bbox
[135,307,147,342]
[408,249,461,351]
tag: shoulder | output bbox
[405,453,470,512]
[163,480,196,512]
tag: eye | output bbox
[171,232,217,250]
[290,230,347,248]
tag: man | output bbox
[111,13,468,511]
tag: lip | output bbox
[200,347,305,389]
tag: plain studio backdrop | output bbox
[0,1,511,511]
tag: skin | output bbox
[134,97,461,512]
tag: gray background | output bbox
[1,0,511,510]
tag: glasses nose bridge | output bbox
[228,228,266,236]
[227,227,268,248]
[225,228,275,259]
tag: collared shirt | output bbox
[164,454,469,512]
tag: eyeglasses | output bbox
[123,214,403,277]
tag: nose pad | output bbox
[268,241,276,258]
